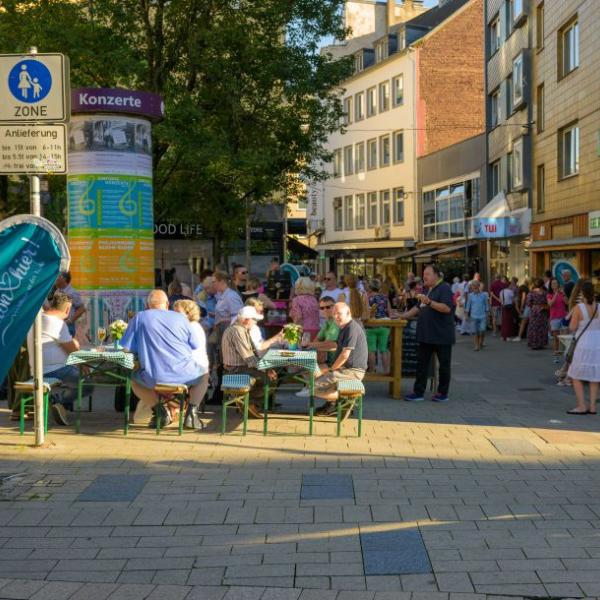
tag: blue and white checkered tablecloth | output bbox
[257,349,320,375]
[66,350,135,371]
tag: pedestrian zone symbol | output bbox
[8,59,52,103]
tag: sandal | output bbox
[566,409,588,415]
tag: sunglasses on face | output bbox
[319,305,333,310]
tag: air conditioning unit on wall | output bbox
[374,225,390,239]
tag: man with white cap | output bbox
[221,306,280,417]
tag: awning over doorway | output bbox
[471,192,531,239]
[286,236,318,258]
[382,241,476,264]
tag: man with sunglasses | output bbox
[319,271,345,303]
[232,264,249,295]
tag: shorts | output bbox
[132,372,205,388]
[522,306,530,319]
[550,318,564,332]
[366,326,391,352]
[471,317,487,333]
[492,306,502,323]
[314,368,365,393]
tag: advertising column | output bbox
[67,88,163,342]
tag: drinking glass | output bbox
[97,326,107,350]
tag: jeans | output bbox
[413,343,453,396]
[45,365,82,407]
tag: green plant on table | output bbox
[282,323,303,347]
[109,319,128,341]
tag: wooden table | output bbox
[363,319,407,399]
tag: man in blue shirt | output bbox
[121,289,205,429]
[465,281,489,351]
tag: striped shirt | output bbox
[221,323,258,369]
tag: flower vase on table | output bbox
[109,319,128,352]
[282,323,303,351]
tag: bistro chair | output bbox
[14,377,62,435]
[153,383,188,436]
[221,374,254,435]
[336,379,365,437]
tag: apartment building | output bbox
[481,0,534,281]
[312,0,486,278]
[529,0,600,283]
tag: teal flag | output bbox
[0,215,69,384]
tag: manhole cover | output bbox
[517,387,544,391]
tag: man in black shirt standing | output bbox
[562,270,575,300]
[313,303,368,416]
[401,264,455,403]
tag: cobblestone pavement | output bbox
[1,335,600,599]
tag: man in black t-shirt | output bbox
[313,303,368,416]
[401,264,455,403]
[562,270,575,300]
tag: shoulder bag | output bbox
[565,304,598,365]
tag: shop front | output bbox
[530,211,600,286]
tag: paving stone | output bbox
[222,588,266,600]
[399,574,438,592]
[337,592,375,600]
[70,583,120,600]
[372,593,412,600]
[78,476,149,503]
[46,571,120,583]
[488,439,540,456]
[364,576,402,591]
[185,586,229,600]
[116,572,156,584]
[330,576,367,591]
[260,588,302,600]
[294,577,331,589]
[0,580,47,599]
[298,590,338,600]
[146,585,191,600]
[542,583,585,598]
[434,573,474,593]
[107,583,156,599]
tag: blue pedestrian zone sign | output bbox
[8,59,52,103]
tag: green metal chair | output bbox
[336,379,365,437]
[153,383,188,436]
[221,374,254,435]
[14,377,62,435]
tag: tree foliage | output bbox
[0,0,351,257]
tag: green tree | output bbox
[0,0,351,259]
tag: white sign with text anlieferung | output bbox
[0,124,67,173]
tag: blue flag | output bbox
[0,215,70,385]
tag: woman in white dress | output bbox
[566,281,600,415]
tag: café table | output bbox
[256,348,320,435]
[65,348,135,435]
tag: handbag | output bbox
[565,304,598,365]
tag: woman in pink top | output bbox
[547,277,568,355]
[289,277,320,340]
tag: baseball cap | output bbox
[238,306,264,321]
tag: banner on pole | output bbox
[0,215,70,384]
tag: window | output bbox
[367,138,377,170]
[379,135,390,168]
[536,2,544,50]
[355,142,365,173]
[333,149,342,178]
[343,97,353,126]
[375,40,387,63]
[559,19,579,78]
[355,92,365,121]
[536,83,544,133]
[344,145,354,177]
[489,16,501,55]
[393,130,404,163]
[367,192,378,227]
[490,89,500,127]
[559,122,579,178]
[380,190,390,225]
[506,76,513,115]
[393,188,404,224]
[344,196,354,231]
[379,81,390,112]
[491,160,500,197]
[355,194,365,229]
[333,197,343,231]
[512,53,524,108]
[366,87,377,117]
[398,30,406,51]
[512,138,524,189]
[511,0,525,25]
[536,164,545,213]
[354,54,363,74]
[392,75,404,107]
[422,180,477,242]
[506,151,512,192]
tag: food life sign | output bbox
[0,54,69,122]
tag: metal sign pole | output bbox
[27,46,45,447]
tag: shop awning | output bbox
[316,239,415,251]
[382,241,476,264]
[286,236,318,258]
[529,236,600,250]
[471,192,531,238]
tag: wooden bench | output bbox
[336,379,365,437]
[14,377,62,435]
[221,374,254,435]
[153,383,188,435]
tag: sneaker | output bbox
[511,337,522,342]
[295,387,310,398]
[133,402,153,424]
[148,404,172,428]
[51,403,70,426]
[315,402,337,416]
[184,405,205,430]
[404,393,425,402]
[431,393,449,403]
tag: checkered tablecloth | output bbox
[257,349,320,375]
[66,350,135,370]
